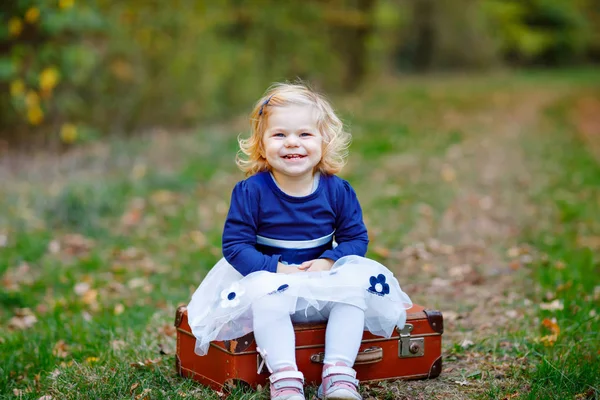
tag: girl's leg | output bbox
[323,302,365,366]
[253,296,305,400]
[318,302,364,400]
[252,296,297,371]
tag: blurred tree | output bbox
[326,0,376,89]
[483,0,592,65]
[0,0,598,149]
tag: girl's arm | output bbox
[319,180,369,261]
[222,181,282,276]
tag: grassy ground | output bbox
[1,69,599,399]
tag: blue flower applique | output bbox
[220,282,245,308]
[268,283,289,295]
[367,274,390,296]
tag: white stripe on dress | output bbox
[256,231,334,249]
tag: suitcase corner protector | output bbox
[175,305,187,327]
[423,309,444,334]
[428,356,442,379]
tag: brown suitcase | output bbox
[175,304,443,391]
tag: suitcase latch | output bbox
[397,323,424,358]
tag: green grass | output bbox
[507,96,600,400]
[1,69,600,399]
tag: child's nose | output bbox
[284,135,299,146]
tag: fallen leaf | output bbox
[507,247,520,258]
[52,340,69,358]
[431,278,450,287]
[130,382,140,393]
[373,246,390,258]
[62,234,94,256]
[539,334,558,347]
[505,310,519,318]
[82,289,98,305]
[158,343,172,355]
[190,231,207,248]
[441,164,456,182]
[556,281,572,292]
[460,339,474,349]
[131,358,162,369]
[38,394,53,399]
[542,318,560,335]
[8,308,37,330]
[135,388,152,400]
[111,340,126,351]
[127,277,148,289]
[3,262,34,291]
[74,282,91,296]
[0,233,7,247]
[151,190,177,205]
[114,304,125,315]
[540,299,564,311]
[48,240,60,254]
[454,380,469,386]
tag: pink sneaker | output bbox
[317,362,362,400]
[269,366,305,400]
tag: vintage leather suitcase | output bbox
[175,304,443,390]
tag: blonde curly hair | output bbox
[236,82,351,176]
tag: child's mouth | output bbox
[282,154,306,159]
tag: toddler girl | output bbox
[187,83,412,400]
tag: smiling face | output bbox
[262,104,323,183]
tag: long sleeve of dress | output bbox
[319,180,369,261]
[222,182,280,276]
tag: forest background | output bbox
[1,0,599,149]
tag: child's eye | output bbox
[273,133,285,137]
[300,132,312,137]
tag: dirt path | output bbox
[365,91,561,399]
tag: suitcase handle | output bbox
[310,346,383,365]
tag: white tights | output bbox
[253,299,365,372]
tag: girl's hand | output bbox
[276,262,304,274]
[298,258,334,272]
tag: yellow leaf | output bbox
[59,0,75,10]
[25,7,40,24]
[25,91,40,107]
[8,18,23,37]
[10,80,25,97]
[539,334,558,347]
[40,67,60,92]
[27,106,44,126]
[542,317,560,335]
[60,123,78,144]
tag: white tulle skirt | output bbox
[187,255,413,356]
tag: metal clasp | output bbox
[397,323,424,358]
